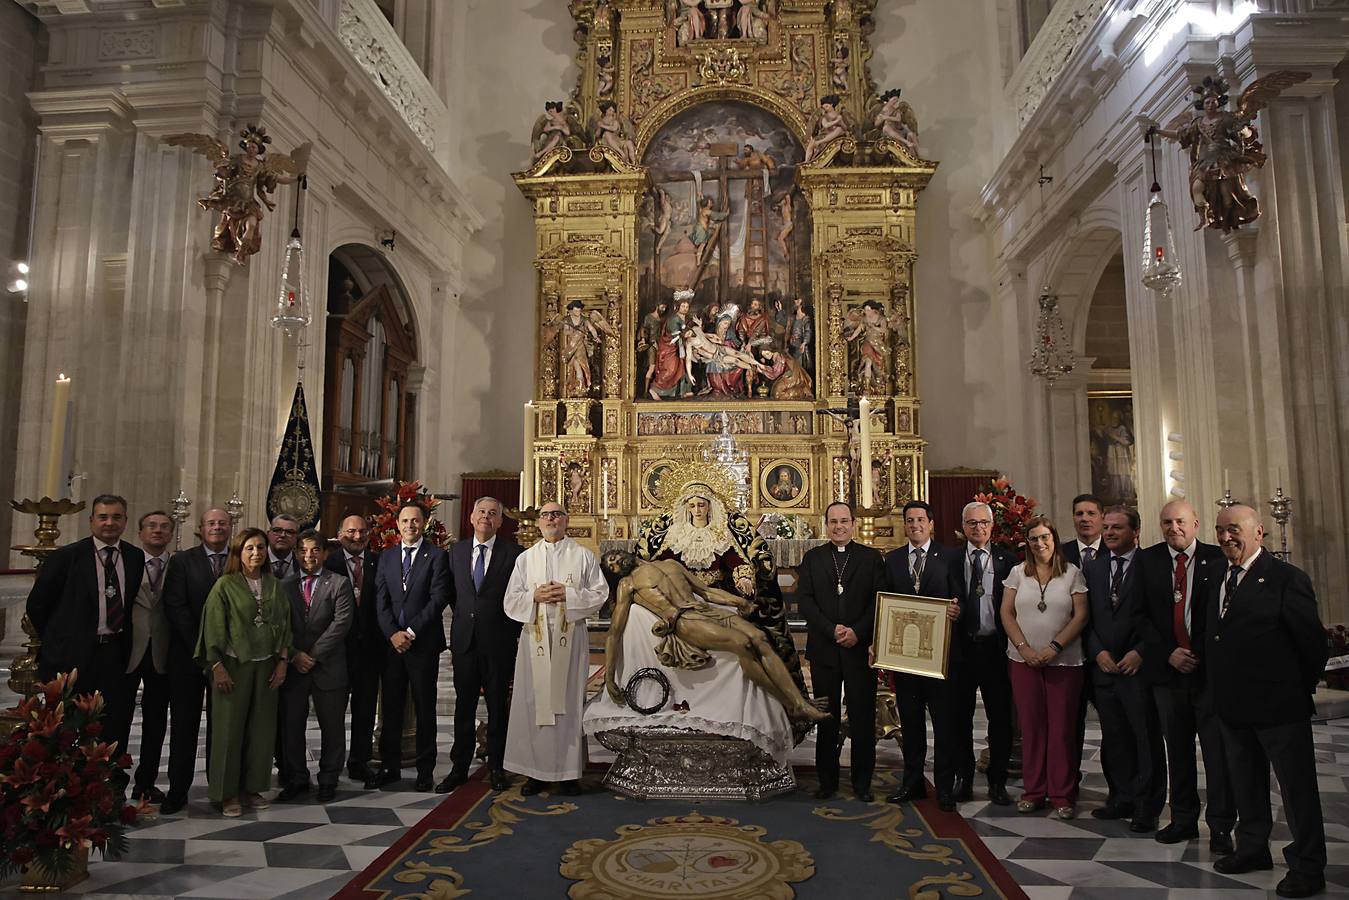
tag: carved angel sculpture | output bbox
[1154,71,1309,233]
[803,94,855,164]
[541,301,618,398]
[869,88,920,158]
[530,101,585,165]
[591,101,639,167]
[166,125,310,266]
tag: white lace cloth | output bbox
[583,603,794,765]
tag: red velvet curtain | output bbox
[929,470,997,544]
[458,474,521,542]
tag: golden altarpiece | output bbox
[514,0,936,547]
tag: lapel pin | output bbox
[1257,577,1265,584]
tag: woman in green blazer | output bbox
[195,526,292,816]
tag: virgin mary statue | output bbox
[636,460,808,737]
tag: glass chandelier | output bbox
[271,175,311,337]
[1027,285,1074,383]
[1141,127,1182,296]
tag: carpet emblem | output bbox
[560,811,813,899]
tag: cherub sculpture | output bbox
[804,94,854,164]
[166,125,310,266]
[601,551,831,725]
[868,88,920,158]
[591,100,639,167]
[530,101,585,165]
[736,0,769,42]
[1153,71,1309,233]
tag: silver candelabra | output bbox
[170,486,192,551]
[1267,486,1293,561]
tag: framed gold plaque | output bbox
[872,592,954,679]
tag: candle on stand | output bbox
[1223,467,1230,490]
[179,467,187,491]
[42,373,71,499]
[233,471,241,496]
[858,396,873,508]
[601,469,610,518]
[521,402,535,508]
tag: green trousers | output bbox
[207,657,280,803]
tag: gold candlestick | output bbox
[507,506,542,548]
[854,504,890,546]
[4,497,86,734]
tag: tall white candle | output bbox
[601,468,610,518]
[1223,467,1231,491]
[859,396,873,508]
[233,471,241,496]
[521,402,535,508]
[42,374,71,499]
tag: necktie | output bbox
[966,549,985,634]
[399,547,414,628]
[147,556,164,595]
[1110,556,1126,610]
[209,552,224,578]
[1082,546,1096,566]
[911,547,925,587]
[473,544,487,592]
[272,557,289,578]
[1172,551,1190,649]
[102,546,125,632]
[302,574,316,611]
[1221,564,1241,618]
[349,555,363,604]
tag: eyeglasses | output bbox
[270,527,298,536]
[963,520,993,528]
[539,511,567,520]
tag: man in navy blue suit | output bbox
[436,497,524,794]
[366,501,450,792]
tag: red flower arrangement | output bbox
[0,671,149,882]
[367,480,451,553]
[973,475,1040,548]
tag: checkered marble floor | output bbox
[1,652,1345,899]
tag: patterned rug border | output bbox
[333,766,1028,899]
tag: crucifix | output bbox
[650,142,775,306]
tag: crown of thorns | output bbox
[239,125,272,153]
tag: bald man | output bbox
[324,514,383,782]
[1206,505,1326,898]
[1138,501,1233,850]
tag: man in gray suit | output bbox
[277,530,354,803]
[124,510,175,803]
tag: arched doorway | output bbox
[1081,250,1137,508]
[320,244,419,527]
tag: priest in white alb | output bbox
[503,500,608,795]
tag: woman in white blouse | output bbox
[1001,516,1089,819]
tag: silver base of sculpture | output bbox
[595,727,795,801]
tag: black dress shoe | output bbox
[276,783,311,802]
[159,796,187,816]
[855,790,874,802]
[1275,871,1326,898]
[364,770,400,790]
[1213,851,1275,875]
[1091,803,1134,821]
[558,780,581,796]
[1155,822,1199,844]
[813,786,837,800]
[1208,831,1234,855]
[414,774,434,792]
[490,769,511,792]
[885,784,926,804]
[520,777,548,796]
[132,786,166,804]
[937,792,956,812]
[988,782,1011,806]
[1129,817,1159,834]
[435,770,469,794]
[954,779,974,802]
[348,762,377,782]
[315,785,337,802]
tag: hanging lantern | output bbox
[1140,127,1182,296]
[271,227,311,337]
[1027,285,1075,383]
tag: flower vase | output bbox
[20,845,89,893]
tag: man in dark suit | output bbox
[26,493,146,784]
[159,506,231,815]
[124,510,176,803]
[1062,492,1106,790]
[1138,500,1234,851]
[883,500,963,809]
[796,501,885,802]
[1084,505,1165,832]
[324,514,382,782]
[437,497,524,794]
[1207,505,1326,899]
[949,500,1015,807]
[278,530,354,803]
[367,501,451,792]
[267,514,300,578]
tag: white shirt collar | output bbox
[1169,540,1198,561]
[401,538,424,553]
[473,535,498,551]
[1078,537,1102,552]
[909,539,932,554]
[1110,546,1137,563]
[967,543,989,559]
[147,549,171,565]
[269,548,293,564]
[93,536,119,553]
[1233,546,1262,572]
